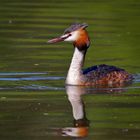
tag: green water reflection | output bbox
[0,88,140,139]
[0,0,140,139]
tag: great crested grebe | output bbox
[48,23,133,86]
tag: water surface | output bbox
[0,0,140,139]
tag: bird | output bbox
[48,23,133,87]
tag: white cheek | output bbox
[65,31,78,42]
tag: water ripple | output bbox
[0,72,47,76]
[0,76,64,81]
[133,73,140,83]
[20,84,65,90]
[0,72,64,81]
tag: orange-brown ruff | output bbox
[73,29,90,51]
[48,23,133,87]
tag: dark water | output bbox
[0,0,140,139]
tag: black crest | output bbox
[64,23,88,34]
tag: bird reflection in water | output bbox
[61,85,128,138]
[61,86,90,138]
[53,85,127,138]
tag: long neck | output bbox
[66,47,86,85]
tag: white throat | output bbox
[66,47,86,85]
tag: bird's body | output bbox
[48,23,133,87]
[82,64,132,86]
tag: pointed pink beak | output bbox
[48,34,71,44]
[48,36,64,44]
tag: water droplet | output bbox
[43,113,49,116]
[9,20,12,24]
[1,97,6,100]
[34,64,39,66]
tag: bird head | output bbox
[48,23,90,50]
